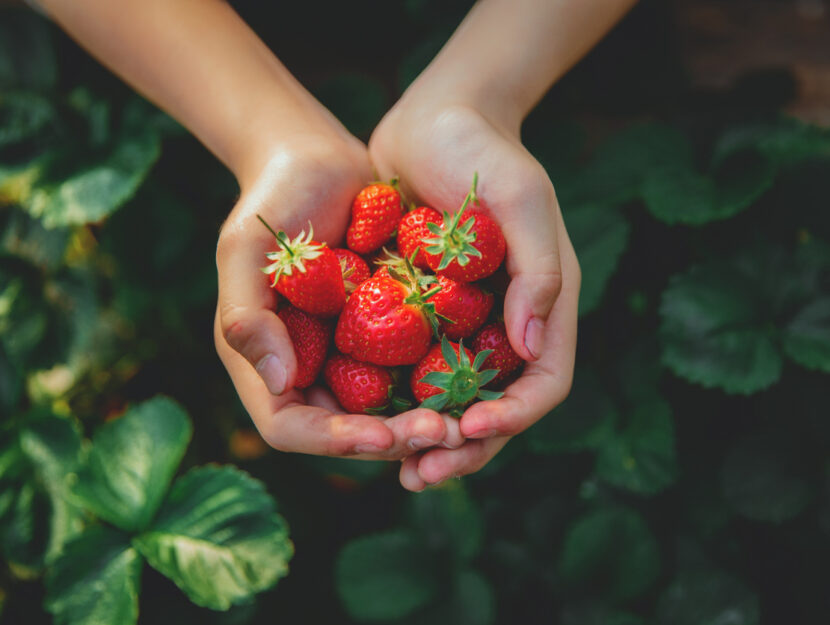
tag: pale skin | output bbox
[35,0,637,486]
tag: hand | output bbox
[369,102,581,490]
[215,133,464,460]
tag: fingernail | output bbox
[256,354,286,395]
[524,317,545,360]
[408,436,438,450]
[355,443,386,454]
[467,428,497,439]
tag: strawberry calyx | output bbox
[258,215,326,287]
[365,385,412,416]
[377,247,437,292]
[418,336,504,417]
[422,172,483,271]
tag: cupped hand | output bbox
[215,133,464,461]
[369,102,581,489]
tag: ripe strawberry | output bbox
[335,275,440,366]
[333,248,370,294]
[347,181,405,254]
[397,206,442,269]
[277,304,331,389]
[472,322,524,386]
[323,353,409,414]
[423,173,506,282]
[259,217,345,316]
[429,276,493,340]
[411,336,503,416]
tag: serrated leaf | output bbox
[45,526,142,625]
[527,368,617,454]
[721,433,812,523]
[402,569,495,625]
[71,396,192,532]
[656,570,760,625]
[596,398,677,495]
[782,296,830,373]
[134,465,292,611]
[407,481,483,561]
[564,203,630,315]
[660,263,782,394]
[336,529,439,622]
[558,506,660,602]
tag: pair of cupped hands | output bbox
[214,93,581,491]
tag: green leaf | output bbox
[403,569,495,625]
[596,398,677,495]
[407,481,483,561]
[0,11,57,91]
[714,116,830,167]
[660,263,782,394]
[45,526,142,625]
[656,570,760,625]
[313,73,387,138]
[558,506,660,602]
[0,91,56,148]
[721,433,812,523]
[134,465,293,611]
[527,368,617,454]
[71,396,192,532]
[336,529,439,622]
[21,129,161,228]
[564,203,630,315]
[782,296,830,373]
[0,208,70,270]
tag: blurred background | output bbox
[1,0,830,623]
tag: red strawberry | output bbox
[333,248,370,294]
[411,337,503,416]
[277,304,331,389]
[397,206,442,270]
[259,217,345,316]
[429,276,494,340]
[323,353,408,414]
[423,173,506,282]
[472,322,524,386]
[335,275,439,366]
[347,182,405,254]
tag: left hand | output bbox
[370,100,581,491]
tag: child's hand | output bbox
[215,134,463,460]
[370,102,580,489]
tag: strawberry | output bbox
[423,173,506,282]
[259,217,345,316]
[333,248,370,294]
[472,322,524,386]
[429,276,494,340]
[411,336,503,416]
[347,181,405,254]
[323,353,409,414]
[397,206,442,269]
[277,304,331,389]
[335,275,440,366]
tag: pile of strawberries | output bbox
[259,173,524,416]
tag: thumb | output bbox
[500,185,562,362]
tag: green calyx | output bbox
[418,336,504,417]
[366,384,412,416]
[422,172,482,270]
[378,248,446,338]
[258,215,324,287]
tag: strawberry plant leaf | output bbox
[406,481,483,562]
[71,396,192,532]
[0,91,56,149]
[713,116,830,167]
[133,465,293,611]
[655,570,760,625]
[45,525,142,625]
[0,208,70,271]
[596,398,677,495]
[782,296,830,373]
[558,506,660,603]
[402,569,495,625]
[564,203,630,316]
[336,529,439,622]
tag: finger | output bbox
[460,207,580,439]
[379,408,448,457]
[216,217,298,394]
[399,454,426,492]
[416,437,510,485]
[216,311,394,456]
[498,178,562,362]
[440,416,465,449]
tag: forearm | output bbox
[37,0,347,189]
[406,0,638,132]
